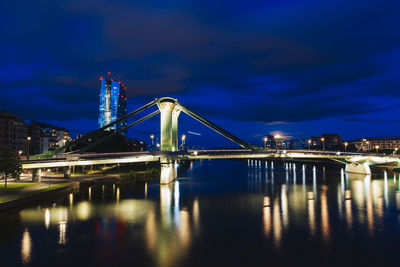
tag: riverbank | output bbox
[0,170,158,212]
[0,182,79,212]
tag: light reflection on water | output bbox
[1,160,400,266]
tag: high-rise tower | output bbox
[98,72,127,136]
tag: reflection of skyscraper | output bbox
[98,72,127,136]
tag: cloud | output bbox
[0,0,399,141]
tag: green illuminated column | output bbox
[157,98,180,152]
[171,108,181,151]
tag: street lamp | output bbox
[321,137,325,151]
[308,139,311,150]
[27,136,31,160]
[19,150,22,158]
[181,134,186,148]
[366,141,370,151]
[375,145,380,153]
[394,147,398,156]
[150,134,154,145]
[344,142,348,152]
[263,137,268,149]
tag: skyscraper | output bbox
[98,73,127,136]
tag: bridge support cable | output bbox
[84,100,156,139]
[65,100,157,153]
[69,110,160,154]
[177,103,253,149]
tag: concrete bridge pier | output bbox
[160,157,177,184]
[64,166,72,178]
[345,163,371,175]
[32,169,41,182]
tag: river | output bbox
[1,159,399,266]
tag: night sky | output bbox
[1,0,400,148]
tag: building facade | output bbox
[30,121,71,153]
[0,112,28,155]
[352,137,400,152]
[98,73,127,136]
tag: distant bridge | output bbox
[22,149,400,183]
[22,97,400,184]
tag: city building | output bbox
[321,134,342,149]
[28,123,41,155]
[0,111,28,155]
[30,121,71,153]
[352,137,400,152]
[98,72,127,136]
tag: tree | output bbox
[0,145,22,188]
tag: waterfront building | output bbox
[321,133,342,149]
[352,137,400,152]
[30,121,71,153]
[0,112,28,155]
[98,73,127,136]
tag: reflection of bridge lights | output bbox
[76,202,91,220]
[320,190,330,241]
[263,206,271,237]
[44,208,50,229]
[272,199,282,248]
[193,199,200,231]
[21,229,32,264]
[263,196,270,207]
[69,193,73,207]
[58,222,67,245]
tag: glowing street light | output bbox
[263,137,268,149]
[375,145,380,153]
[344,142,348,152]
[19,150,23,158]
[27,137,31,160]
[181,134,186,148]
[150,134,154,146]
[321,137,325,151]
[308,139,311,150]
[393,147,398,156]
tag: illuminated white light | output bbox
[58,222,67,245]
[21,229,32,264]
[44,208,50,229]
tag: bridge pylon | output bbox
[156,97,181,152]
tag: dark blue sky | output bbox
[1,0,400,147]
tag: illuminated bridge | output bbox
[22,97,400,184]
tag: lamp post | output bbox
[308,139,311,150]
[18,150,22,158]
[181,134,186,148]
[27,136,31,160]
[150,134,154,150]
[344,142,348,152]
[264,137,268,149]
[321,137,325,151]
[394,147,398,156]
[375,145,379,153]
[366,141,369,151]
[150,134,154,145]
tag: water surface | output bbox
[1,159,400,267]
